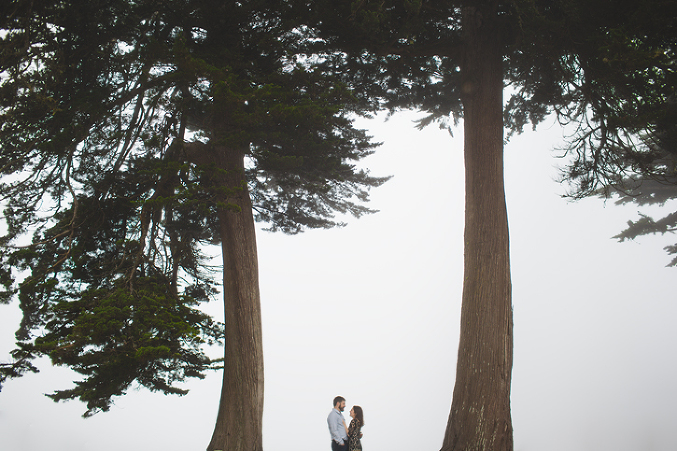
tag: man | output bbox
[327,396,349,451]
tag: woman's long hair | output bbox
[353,405,364,426]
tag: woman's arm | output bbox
[348,419,361,441]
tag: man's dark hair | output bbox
[333,396,345,407]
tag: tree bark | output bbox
[441,3,514,451]
[206,146,264,451]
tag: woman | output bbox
[343,405,364,451]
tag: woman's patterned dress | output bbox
[348,419,362,451]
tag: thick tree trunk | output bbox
[206,146,264,451]
[441,3,513,451]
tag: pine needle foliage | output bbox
[595,97,677,266]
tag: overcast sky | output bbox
[1,110,676,451]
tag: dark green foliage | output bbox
[300,0,676,167]
[596,100,677,266]
[0,0,387,415]
[37,277,220,417]
[294,0,466,128]
[559,12,677,264]
[1,158,223,415]
[505,0,677,197]
[613,204,677,267]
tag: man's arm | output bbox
[328,411,344,444]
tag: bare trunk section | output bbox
[442,3,513,451]
[206,146,264,451]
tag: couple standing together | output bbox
[327,396,364,451]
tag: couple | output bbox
[327,396,364,451]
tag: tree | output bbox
[298,1,676,450]
[0,1,386,450]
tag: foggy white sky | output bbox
[1,111,676,451]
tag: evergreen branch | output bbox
[0,351,39,391]
[48,147,79,272]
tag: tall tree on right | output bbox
[301,1,676,450]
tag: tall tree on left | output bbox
[0,1,385,450]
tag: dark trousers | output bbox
[331,439,348,451]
